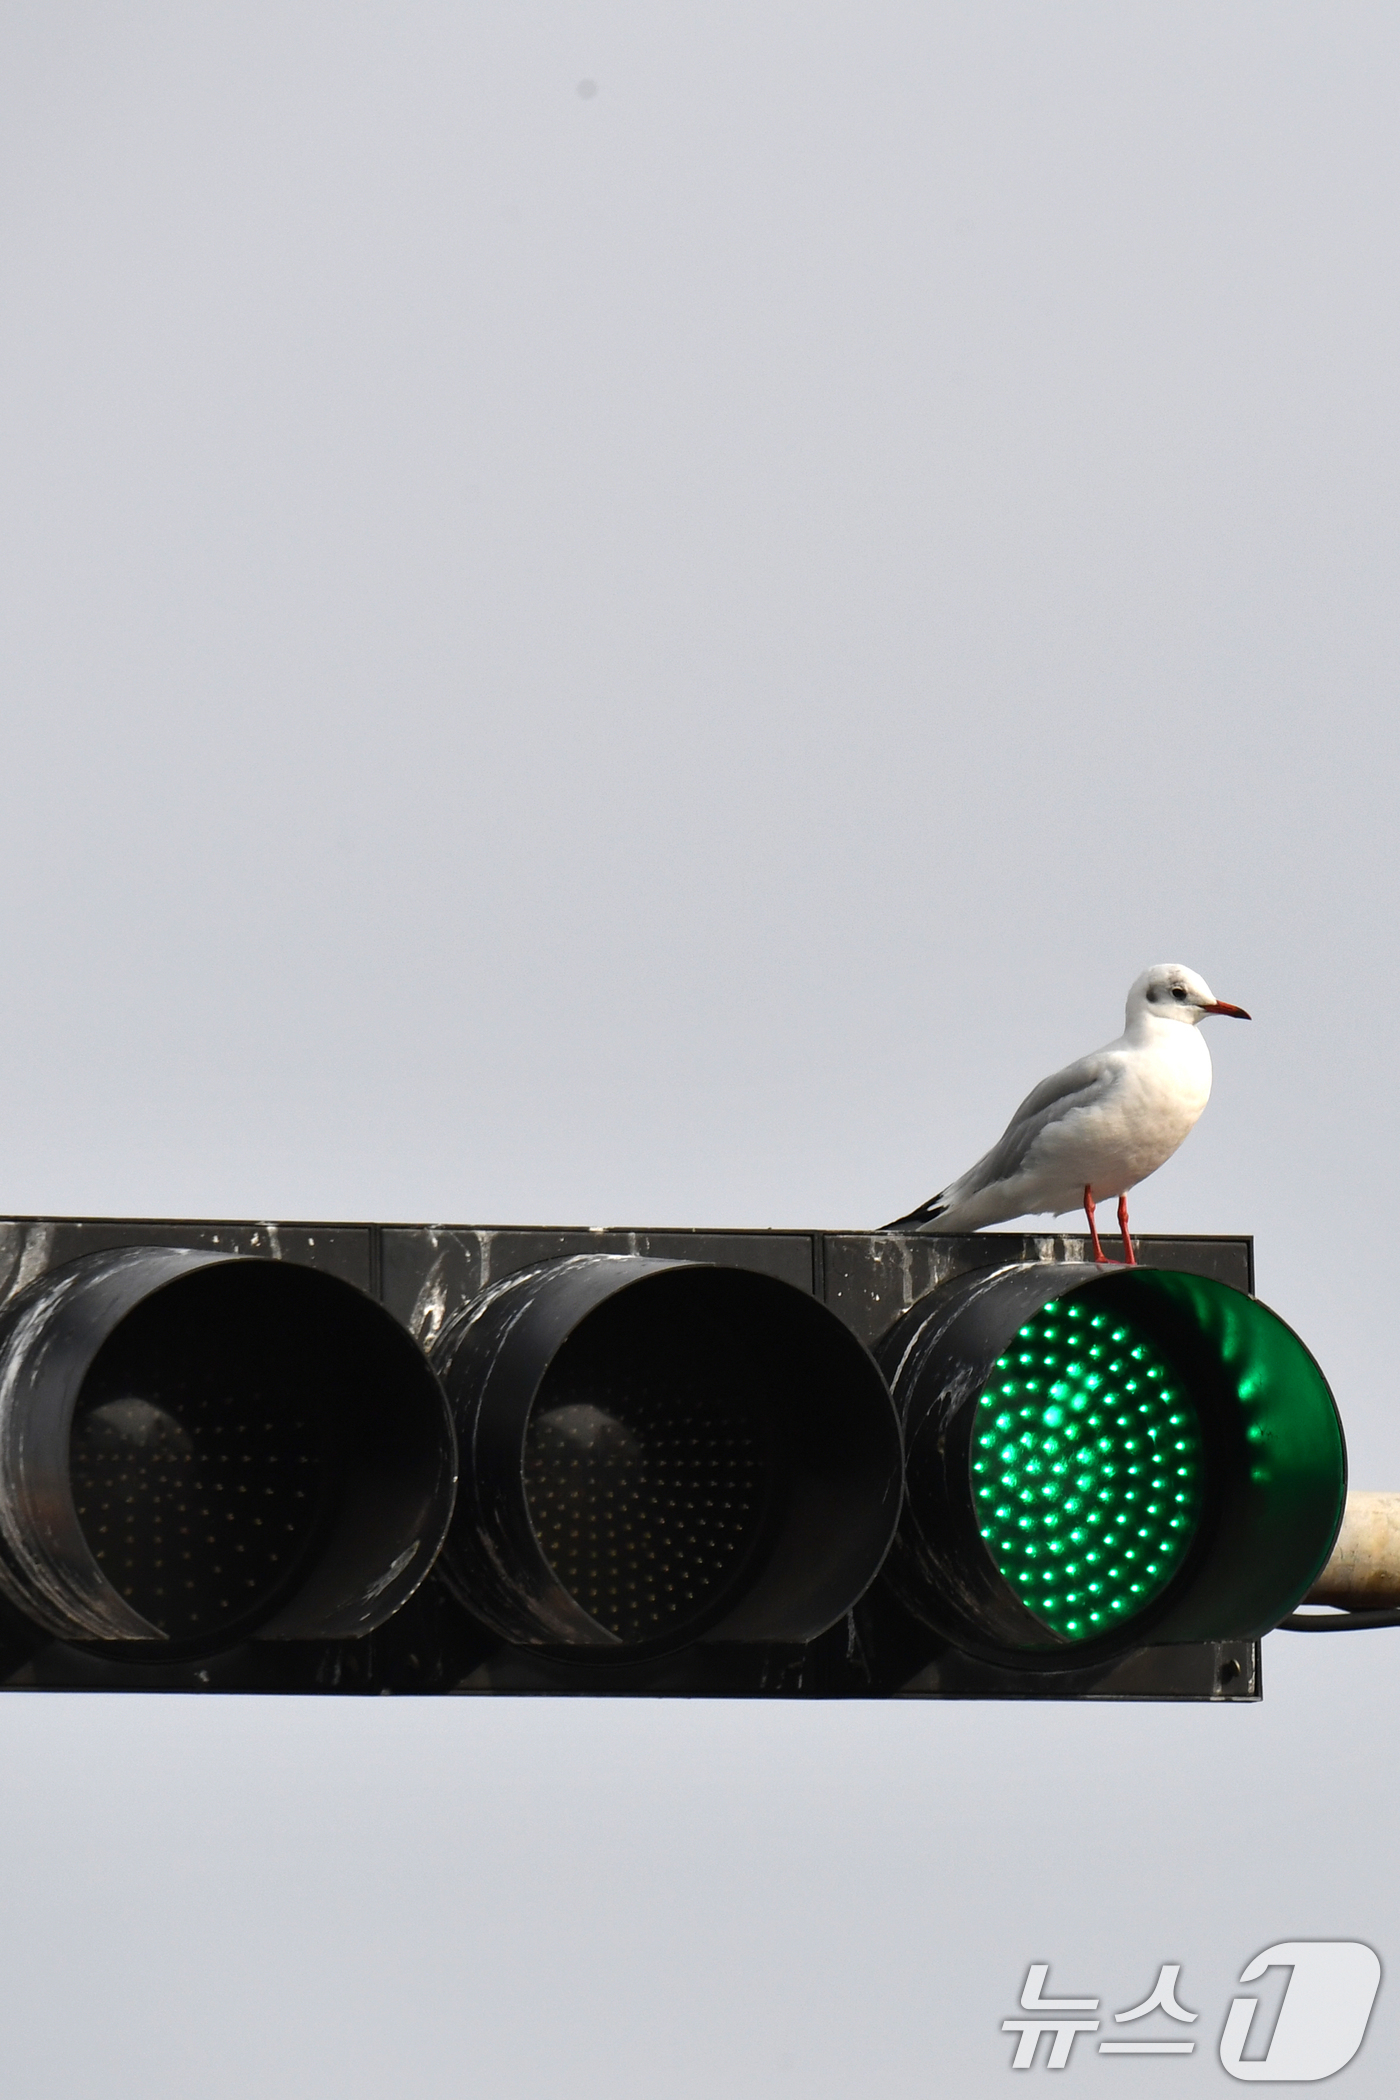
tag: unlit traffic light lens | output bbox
[523,1321,772,1644]
[69,1285,330,1642]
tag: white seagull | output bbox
[883,963,1251,1264]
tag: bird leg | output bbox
[1083,1186,1108,1265]
[1117,1194,1137,1267]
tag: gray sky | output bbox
[1,5,1397,2092]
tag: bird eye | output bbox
[1172,986,1189,1001]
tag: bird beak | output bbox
[1201,1000,1251,1019]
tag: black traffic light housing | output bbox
[0,1217,1343,1702]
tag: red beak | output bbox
[1202,1000,1251,1019]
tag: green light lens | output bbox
[970,1294,1206,1641]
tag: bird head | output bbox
[1127,963,1251,1027]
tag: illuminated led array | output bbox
[970,1295,1206,1641]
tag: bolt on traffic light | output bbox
[876,1260,1346,1669]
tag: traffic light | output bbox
[0,1244,454,1651]
[0,1217,1347,1700]
[876,1259,1344,1671]
[431,1253,901,1655]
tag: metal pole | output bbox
[1304,1492,1400,1609]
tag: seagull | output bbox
[883,964,1250,1264]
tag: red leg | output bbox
[1083,1185,1108,1264]
[1117,1193,1137,1267]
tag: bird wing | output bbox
[882,1049,1123,1230]
[946,1048,1119,1200]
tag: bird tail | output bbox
[881,1192,952,1232]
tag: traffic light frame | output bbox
[0,1216,1342,1701]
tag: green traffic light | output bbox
[879,1258,1347,1666]
[970,1297,1206,1641]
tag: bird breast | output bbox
[1034,1025,1213,1200]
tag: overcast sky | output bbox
[1,5,1398,2093]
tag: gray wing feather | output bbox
[944,1050,1117,1200]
